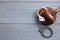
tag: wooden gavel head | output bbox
[38,7,60,25]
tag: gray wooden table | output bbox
[0,0,60,40]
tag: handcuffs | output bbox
[37,7,60,38]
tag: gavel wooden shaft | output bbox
[55,7,60,13]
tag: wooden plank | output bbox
[0,23,60,40]
[0,3,60,23]
[0,0,59,3]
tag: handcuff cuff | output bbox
[39,27,53,38]
[37,7,60,38]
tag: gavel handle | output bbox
[55,7,60,13]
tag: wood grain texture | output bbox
[0,24,60,40]
[0,0,60,40]
[0,3,60,23]
[0,0,59,3]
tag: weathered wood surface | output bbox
[0,0,60,40]
[0,0,59,3]
[0,3,60,23]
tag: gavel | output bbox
[37,7,60,38]
[38,7,60,25]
